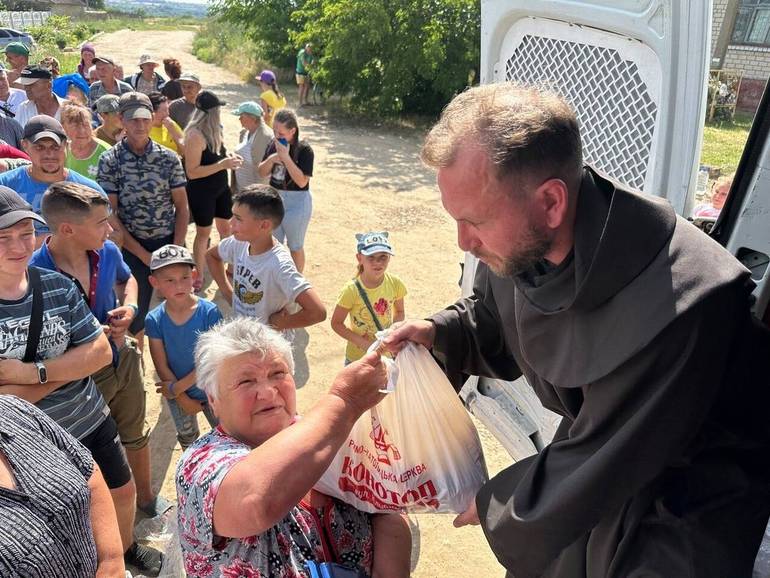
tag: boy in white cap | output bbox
[146,244,222,447]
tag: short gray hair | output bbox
[195,317,295,399]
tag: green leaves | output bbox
[212,0,480,116]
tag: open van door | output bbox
[710,84,770,325]
[460,0,713,459]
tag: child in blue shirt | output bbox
[145,244,222,448]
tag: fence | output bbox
[707,69,743,122]
[0,11,51,30]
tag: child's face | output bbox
[64,204,113,251]
[357,252,390,275]
[230,203,272,242]
[0,219,35,276]
[149,264,196,301]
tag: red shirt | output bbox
[0,143,29,160]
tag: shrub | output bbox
[208,0,480,116]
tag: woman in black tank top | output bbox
[183,90,243,289]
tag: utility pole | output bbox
[712,0,740,69]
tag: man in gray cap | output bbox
[168,71,201,128]
[98,92,189,348]
[15,65,65,127]
[94,94,124,146]
[88,56,133,109]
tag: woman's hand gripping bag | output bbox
[315,342,488,514]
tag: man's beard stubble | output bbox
[494,222,552,278]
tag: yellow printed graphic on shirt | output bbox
[235,280,264,305]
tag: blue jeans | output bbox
[273,189,312,251]
[166,397,218,448]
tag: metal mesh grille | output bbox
[505,35,658,191]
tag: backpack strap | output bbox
[23,267,44,363]
[354,279,384,332]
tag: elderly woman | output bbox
[0,395,124,577]
[231,101,273,192]
[126,54,166,95]
[176,318,411,577]
[78,43,96,83]
[61,103,110,177]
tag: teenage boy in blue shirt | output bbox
[31,181,164,575]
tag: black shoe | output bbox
[137,495,174,518]
[125,542,163,577]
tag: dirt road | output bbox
[93,29,512,577]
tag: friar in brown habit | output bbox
[384,84,770,577]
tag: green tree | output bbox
[210,0,305,68]
[209,0,479,115]
[294,0,479,115]
[2,0,50,10]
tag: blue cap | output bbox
[355,231,394,256]
[232,101,264,118]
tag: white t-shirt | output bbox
[217,236,311,324]
[0,88,26,116]
[15,95,66,128]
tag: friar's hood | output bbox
[511,166,751,387]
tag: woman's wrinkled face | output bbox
[210,350,296,447]
[239,113,258,131]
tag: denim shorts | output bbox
[273,189,312,251]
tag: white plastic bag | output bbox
[315,342,488,514]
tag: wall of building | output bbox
[711,0,769,112]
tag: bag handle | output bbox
[23,267,43,363]
[354,279,384,332]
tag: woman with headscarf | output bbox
[184,90,243,288]
[78,43,95,84]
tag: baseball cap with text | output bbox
[17,65,52,85]
[149,244,196,272]
[356,231,394,256]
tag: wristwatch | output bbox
[34,361,48,384]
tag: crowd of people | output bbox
[0,36,769,578]
[0,40,414,578]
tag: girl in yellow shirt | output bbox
[331,232,407,363]
[257,69,287,128]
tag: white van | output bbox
[459,0,770,524]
